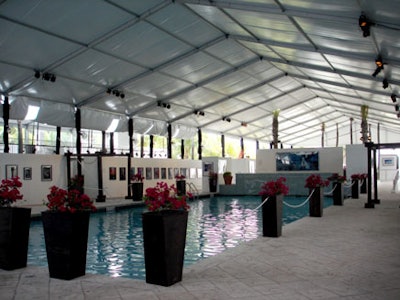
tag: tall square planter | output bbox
[351,179,359,199]
[333,182,344,205]
[261,194,283,237]
[309,187,323,217]
[360,178,367,194]
[131,182,143,201]
[142,210,188,286]
[176,180,186,196]
[42,211,90,280]
[0,207,31,270]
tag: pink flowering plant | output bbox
[45,186,96,213]
[144,182,191,212]
[305,174,330,189]
[328,173,346,183]
[131,173,144,182]
[351,173,367,180]
[259,177,289,197]
[0,177,23,207]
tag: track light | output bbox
[39,72,56,82]
[157,101,170,109]
[194,110,205,116]
[241,122,247,127]
[383,78,389,89]
[395,104,399,112]
[372,56,385,77]
[359,14,371,37]
[107,88,125,99]
[391,94,397,103]
[222,116,231,122]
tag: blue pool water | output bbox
[28,195,332,279]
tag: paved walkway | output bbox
[1,182,399,299]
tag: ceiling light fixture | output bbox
[359,13,372,37]
[372,56,385,77]
[391,94,397,103]
[107,88,125,99]
[383,78,389,89]
[222,116,231,122]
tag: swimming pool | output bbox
[28,195,332,279]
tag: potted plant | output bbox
[305,174,330,217]
[259,177,289,237]
[223,171,233,185]
[0,177,31,270]
[328,173,346,205]
[142,182,191,286]
[175,174,186,196]
[131,172,144,201]
[208,171,218,193]
[42,186,96,280]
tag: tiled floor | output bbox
[1,182,399,299]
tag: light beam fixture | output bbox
[359,14,372,37]
[391,94,397,103]
[372,56,385,77]
[383,78,389,89]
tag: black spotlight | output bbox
[34,70,40,78]
[395,104,399,112]
[42,72,51,81]
[50,74,56,82]
[106,88,112,94]
[115,91,120,97]
[359,14,371,37]
[383,78,389,89]
[391,94,397,103]
[372,56,384,77]
[120,93,125,99]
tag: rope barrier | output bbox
[343,180,355,188]
[324,184,337,195]
[253,196,270,211]
[283,188,314,208]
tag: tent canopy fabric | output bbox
[1,0,400,146]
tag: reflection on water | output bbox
[27,195,332,280]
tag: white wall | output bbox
[345,144,368,178]
[256,147,343,174]
[0,153,202,206]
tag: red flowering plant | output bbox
[175,174,186,180]
[45,186,96,213]
[351,173,367,180]
[259,177,289,197]
[305,174,330,189]
[327,173,346,183]
[0,177,23,207]
[144,182,191,212]
[131,173,144,182]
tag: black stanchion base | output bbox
[373,199,381,204]
[364,202,375,208]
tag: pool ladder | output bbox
[186,182,200,199]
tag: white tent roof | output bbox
[1,0,400,147]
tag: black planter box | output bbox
[261,194,283,237]
[176,180,186,196]
[142,210,188,286]
[42,211,90,280]
[0,207,31,270]
[131,182,144,201]
[360,178,367,194]
[309,187,323,217]
[332,182,344,205]
[351,179,359,199]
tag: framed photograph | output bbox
[137,167,144,176]
[190,168,196,179]
[276,151,319,171]
[23,167,32,180]
[154,167,160,180]
[41,165,52,181]
[109,167,117,180]
[6,164,18,179]
[161,167,167,179]
[130,167,135,180]
[119,167,126,181]
[146,167,152,180]
[168,168,173,179]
